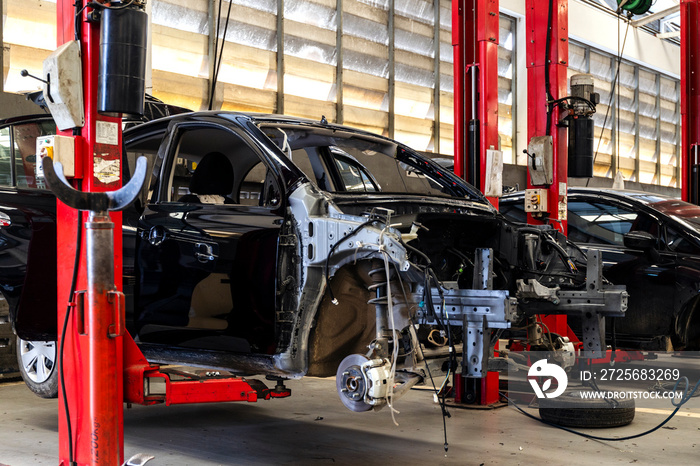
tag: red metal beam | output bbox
[526,0,569,337]
[452,0,501,405]
[453,0,499,207]
[57,2,125,464]
[122,332,290,407]
[681,0,700,203]
[525,0,568,235]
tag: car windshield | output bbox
[257,123,486,203]
[650,199,700,231]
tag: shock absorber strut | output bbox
[367,261,395,358]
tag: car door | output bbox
[568,193,676,344]
[135,121,285,353]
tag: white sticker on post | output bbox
[96,121,119,146]
[94,156,120,185]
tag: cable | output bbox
[381,251,400,426]
[89,0,136,10]
[394,259,451,451]
[501,375,700,442]
[590,17,630,185]
[208,0,223,110]
[324,220,377,304]
[414,324,451,452]
[548,96,597,113]
[59,208,83,466]
[545,0,554,136]
[208,0,233,110]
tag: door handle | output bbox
[195,242,216,263]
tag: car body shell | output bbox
[1,111,615,385]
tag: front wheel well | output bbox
[306,262,377,377]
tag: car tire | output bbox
[538,390,635,428]
[16,337,59,399]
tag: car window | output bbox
[259,124,483,202]
[666,226,700,255]
[161,126,280,207]
[568,199,658,246]
[332,152,379,192]
[289,147,335,191]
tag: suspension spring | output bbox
[367,263,398,355]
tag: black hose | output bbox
[502,374,700,442]
[545,0,554,136]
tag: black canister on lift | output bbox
[567,74,598,178]
[568,116,595,178]
[98,4,148,117]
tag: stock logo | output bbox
[528,359,568,399]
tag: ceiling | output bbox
[583,0,681,41]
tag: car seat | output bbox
[179,151,235,204]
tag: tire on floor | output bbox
[538,390,635,428]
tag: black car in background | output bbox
[501,187,700,350]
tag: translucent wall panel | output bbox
[394,0,435,151]
[438,0,453,156]
[151,0,210,110]
[342,0,390,135]
[570,40,680,187]
[2,0,56,93]
[498,15,515,163]
[2,0,522,171]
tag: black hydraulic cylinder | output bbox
[98,6,148,117]
[568,115,594,178]
[468,119,480,190]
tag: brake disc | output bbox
[336,354,372,412]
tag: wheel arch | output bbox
[674,294,700,350]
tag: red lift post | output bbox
[681,0,700,204]
[54,3,290,465]
[453,0,500,207]
[452,0,501,405]
[56,2,125,464]
[525,0,571,338]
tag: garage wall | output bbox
[0,0,686,193]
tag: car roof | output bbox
[0,113,53,126]
[502,186,679,206]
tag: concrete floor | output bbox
[1,374,700,466]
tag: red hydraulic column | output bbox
[452,0,501,405]
[681,0,700,204]
[452,0,500,207]
[526,0,569,336]
[525,0,568,234]
[57,2,125,464]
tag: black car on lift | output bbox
[500,187,700,350]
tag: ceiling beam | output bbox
[656,29,681,39]
[630,4,681,28]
